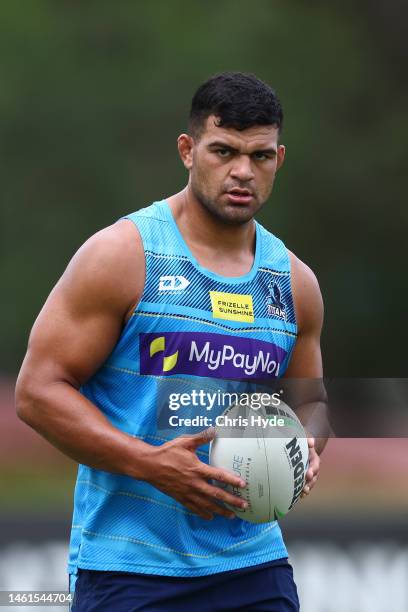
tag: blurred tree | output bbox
[1,0,406,375]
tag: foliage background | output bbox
[1,0,407,377]
[0,4,407,609]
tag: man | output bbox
[16,72,328,611]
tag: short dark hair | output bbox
[189,72,283,139]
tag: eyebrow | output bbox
[207,140,277,155]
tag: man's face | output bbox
[180,114,285,225]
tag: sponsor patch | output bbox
[210,291,254,323]
[140,332,286,379]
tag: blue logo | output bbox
[266,282,286,321]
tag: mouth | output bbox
[225,189,254,205]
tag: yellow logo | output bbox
[210,291,254,323]
[149,336,179,372]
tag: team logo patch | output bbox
[159,276,190,291]
[266,282,286,321]
[210,291,254,323]
[140,332,286,378]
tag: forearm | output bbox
[15,379,155,481]
[295,400,332,454]
[280,379,332,455]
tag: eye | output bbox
[252,152,268,161]
[216,148,232,158]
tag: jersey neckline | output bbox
[161,199,261,284]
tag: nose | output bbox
[230,155,255,182]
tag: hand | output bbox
[145,428,248,520]
[301,437,320,498]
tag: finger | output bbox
[208,498,236,519]
[302,473,319,496]
[202,465,246,489]
[307,451,320,474]
[310,473,319,487]
[306,465,319,480]
[213,505,236,520]
[188,495,234,521]
[307,437,315,449]
[303,480,314,494]
[185,499,214,521]
[180,427,216,449]
[309,452,320,466]
[201,482,248,510]
[203,499,238,520]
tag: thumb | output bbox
[180,427,216,449]
[307,436,315,449]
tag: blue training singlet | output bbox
[67,200,298,579]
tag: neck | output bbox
[167,186,256,257]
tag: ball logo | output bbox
[285,437,307,510]
[149,336,179,372]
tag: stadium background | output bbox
[1,2,407,611]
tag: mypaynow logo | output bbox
[149,336,179,372]
[140,332,287,379]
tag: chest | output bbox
[142,250,294,323]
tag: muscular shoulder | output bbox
[61,219,144,320]
[288,251,324,335]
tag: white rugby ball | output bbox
[209,399,309,523]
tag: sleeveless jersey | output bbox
[67,200,298,578]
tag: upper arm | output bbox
[284,252,324,378]
[17,219,144,393]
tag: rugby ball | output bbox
[209,398,309,523]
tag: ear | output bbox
[277,144,286,171]
[177,134,194,170]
